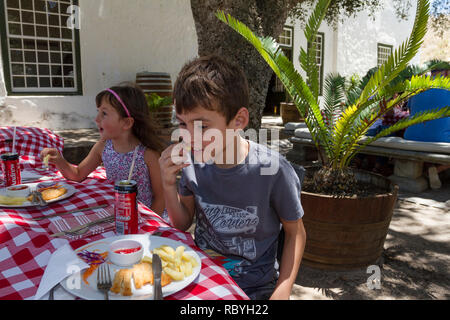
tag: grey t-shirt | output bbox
[178,140,304,290]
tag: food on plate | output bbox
[6,184,30,198]
[110,261,172,296]
[25,185,67,202]
[40,186,67,201]
[153,245,198,281]
[43,154,50,167]
[0,195,27,205]
[113,247,141,254]
[37,181,59,189]
[108,239,143,266]
[77,250,108,285]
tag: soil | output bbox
[302,167,389,197]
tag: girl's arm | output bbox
[144,149,165,215]
[270,218,306,300]
[41,140,104,182]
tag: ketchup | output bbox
[114,247,141,254]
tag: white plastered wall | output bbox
[0,0,198,130]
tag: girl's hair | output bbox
[95,83,166,154]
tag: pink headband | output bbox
[106,88,132,118]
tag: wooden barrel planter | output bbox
[280,102,303,124]
[300,169,399,270]
[136,72,174,128]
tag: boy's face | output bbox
[176,105,248,164]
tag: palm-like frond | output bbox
[337,74,450,167]
[216,4,333,157]
[329,0,430,167]
[218,0,449,170]
[299,0,331,98]
[343,106,450,167]
[323,73,346,129]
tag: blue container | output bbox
[403,89,450,142]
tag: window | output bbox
[377,43,392,67]
[0,0,82,95]
[307,32,324,96]
[274,26,294,92]
[278,26,293,48]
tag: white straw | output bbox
[127,146,138,182]
[12,126,16,154]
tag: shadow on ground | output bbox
[293,201,450,300]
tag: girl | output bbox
[40,84,166,216]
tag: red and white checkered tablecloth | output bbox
[0,129,248,300]
[0,127,64,156]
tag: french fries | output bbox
[43,154,50,167]
[152,245,198,281]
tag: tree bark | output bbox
[190,0,296,129]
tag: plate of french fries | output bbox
[60,234,202,300]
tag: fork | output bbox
[50,215,115,237]
[97,263,112,300]
[31,190,47,206]
[65,216,114,236]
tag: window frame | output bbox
[377,43,393,68]
[278,25,294,49]
[274,25,294,93]
[0,0,83,96]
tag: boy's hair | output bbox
[96,83,166,153]
[173,55,249,124]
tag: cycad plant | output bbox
[217,0,450,195]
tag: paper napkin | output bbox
[21,170,44,182]
[34,244,89,300]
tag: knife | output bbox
[36,191,48,207]
[153,253,163,300]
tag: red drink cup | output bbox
[114,180,139,234]
[1,153,21,187]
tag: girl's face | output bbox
[95,99,126,140]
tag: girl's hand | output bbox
[40,148,63,165]
[159,143,190,188]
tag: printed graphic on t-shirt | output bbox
[195,196,259,260]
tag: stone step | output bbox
[55,129,99,165]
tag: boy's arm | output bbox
[165,188,195,231]
[144,149,165,215]
[159,143,195,231]
[270,218,306,300]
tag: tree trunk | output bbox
[190,0,295,129]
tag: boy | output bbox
[159,55,306,300]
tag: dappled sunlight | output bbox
[292,195,450,300]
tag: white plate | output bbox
[61,234,202,300]
[0,182,77,208]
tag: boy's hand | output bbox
[40,148,63,165]
[159,143,190,188]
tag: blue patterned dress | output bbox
[102,140,153,209]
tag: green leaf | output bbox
[217,0,450,171]
[216,7,333,159]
